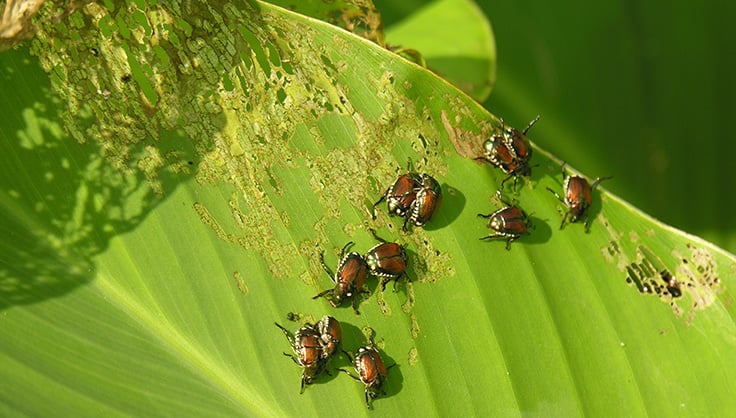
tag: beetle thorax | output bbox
[490,215,504,231]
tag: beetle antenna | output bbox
[340,241,355,257]
[371,195,385,220]
[546,186,564,203]
[522,114,541,135]
[368,228,388,243]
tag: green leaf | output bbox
[379,0,496,101]
[478,1,736,253]
[1,1,734,417]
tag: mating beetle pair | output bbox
[313,231,409,314]
[476,115,540,190]
[372,163,442,231]
[275,315,342,393]
[276,318,394,408]
[547,162,612,233]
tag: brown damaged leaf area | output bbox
[441,108,488,159]
[31,0,467,299]
[602,213,725,322]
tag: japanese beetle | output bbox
[275,322,327,393]
[372,163,421,219]
[364,229,408,291]
[546,162,612,233]
[315,315,342,359]
[312,242,368,314]
[476,115,540,190]
[478,191,532,250]
[340,338,395,408]
[406,173,442,230]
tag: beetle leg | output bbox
[590,175,613,190]
[300,375,307,394]
[371,194,386,220]
[369,228,387,243]
[505,235,519,251]
[338,367,362,382]
[497,117,506,132]
[351,294,361,315]
[393,272,409,292]
[274,322,294,345]
[546,186,564,203]
[283,352,301,366]
[401,214,411,232]
[319,252,335,280]
[495,189,516,207]
[498,173,513,192]
[479,233,506,241]
[559,211,571,230]
[560,161,568,180]
[479,233,519,250]
[583,214,592,233]
[312,288,333,301]
[339,241,355,258]
[365,389,373,408]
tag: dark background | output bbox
[378,0,736,254]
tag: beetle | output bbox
[364,229,408,291]
[406,173,442,230]
[340,337,395,408]
[546,162,612,233]
[274,322,328,393]
[372,163,422,219]
[312,242,369,315]
[372,162,442,231]
[314,315,342,359]
[476,115,540,190]
[477,191,532,250]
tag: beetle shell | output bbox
[482,130,532,176]
[478,202,532,250]
[314,246,369,314]
[365,242,408,291]
[383,172,422,217]
[478,116,539,190]
[365,242,407,278]
[316,315,342,359]
[488,206,530,236]
[275,322,327,393]
[482,118,534,175]
[409,174,442,227]
[563,175,593,221]
[294,327,324,372]
[547,163,612,232]
[331,252,368,304]
[354,345,389,404]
